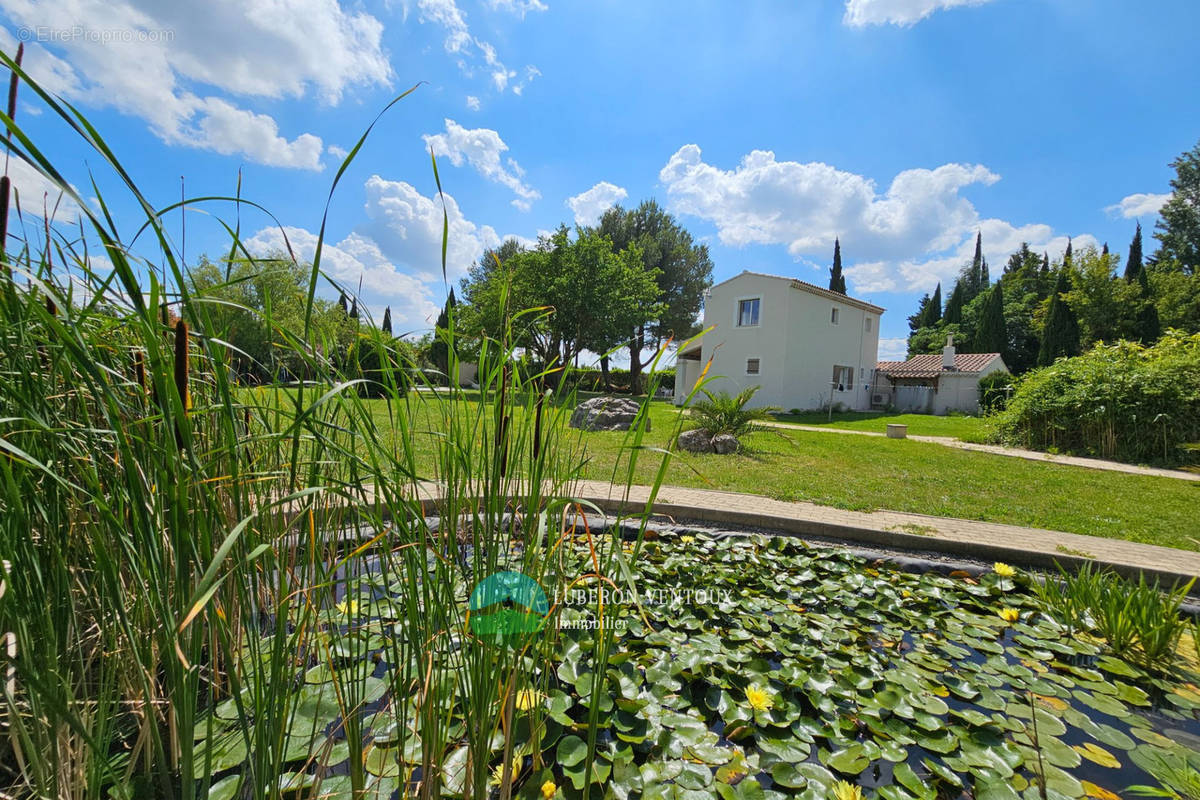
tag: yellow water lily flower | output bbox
[831,780,864,800]
[745,685,774,711]
[489,756,523,786]
[999,607,1020,624]
[541,780,557,799]
[679,535,695,544]
[515,689,543,712]
[993,562,1016,578]
[335,598,360,615]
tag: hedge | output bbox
[991,331,1200,465]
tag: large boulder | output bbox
[677,429,714,453]
[569,396,648,432]
[711,433,740,454]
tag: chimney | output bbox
[942,334,956,370]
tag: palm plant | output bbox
[688,385,780,438]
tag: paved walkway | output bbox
[763,421,1200,482]
[569,480,1200,586]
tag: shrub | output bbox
[991,331,1200,465]
[689,385,780,438]
[978,369,1014,413]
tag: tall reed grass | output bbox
[0,51,706,799]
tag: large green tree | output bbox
[595,200,713,394]
[185,254,355,382]
[459,227,663,383]
[1153,138,1200,273]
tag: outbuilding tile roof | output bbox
[875,352,1002,379]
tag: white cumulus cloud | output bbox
[566,181,628,226]
[0,0,392,169]
[246,174,505,332]
[843,0,996,27]
[423,119,540,211]
[660,143,1092,295]
[1106,192,1170,219]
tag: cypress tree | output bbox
[1063,238,1073,269]
[1124,222,1144,281]
[975,284,1007,354]
[349,297,359,320]
[928,282,942,325]
[908,293,932,334]
[338,291,348,315]
[980,257,990,290]
[1038,253,1051,297]
[431,288,457,385]
[1101,242,1109,256]
[1038,270,1081,366]
[969,232,984,298]
[943,281,965,325]
[829,238,846,294]
[382,306,392,336]
[1134,265,1161,343]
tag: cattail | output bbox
[173,319,189,412]
[173,320,189,449]
[532,390,545,462]
[1,43,24,267]
[7,45,22,122]
[133,350,147,394]
[495,364,510,477]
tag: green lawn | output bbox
[363,394,1199,552]
[770,410,990,441]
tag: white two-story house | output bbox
[674,271,884,411]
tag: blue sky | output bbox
[3,0,1198,361]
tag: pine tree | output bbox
[975,284,1007,354]
[943,281,965,325]
[1134,265,1161,343]
[382,306,392,336]
[829,238,846,294]
[1124,222,1144,281]
[1038,270,1081,366]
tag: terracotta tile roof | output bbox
[875,352,1002,379]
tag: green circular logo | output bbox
[468,571,549,646]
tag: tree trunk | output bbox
[600,354,611,392]
[628,325,646,396]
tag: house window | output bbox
[831,307,840,325]
[832,365,854,391]
[746,358,761,375]
[737,298,760,327]
[865,317,872,332]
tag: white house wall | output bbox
[694,273,881,412]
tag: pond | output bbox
[196,528,1200,800]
